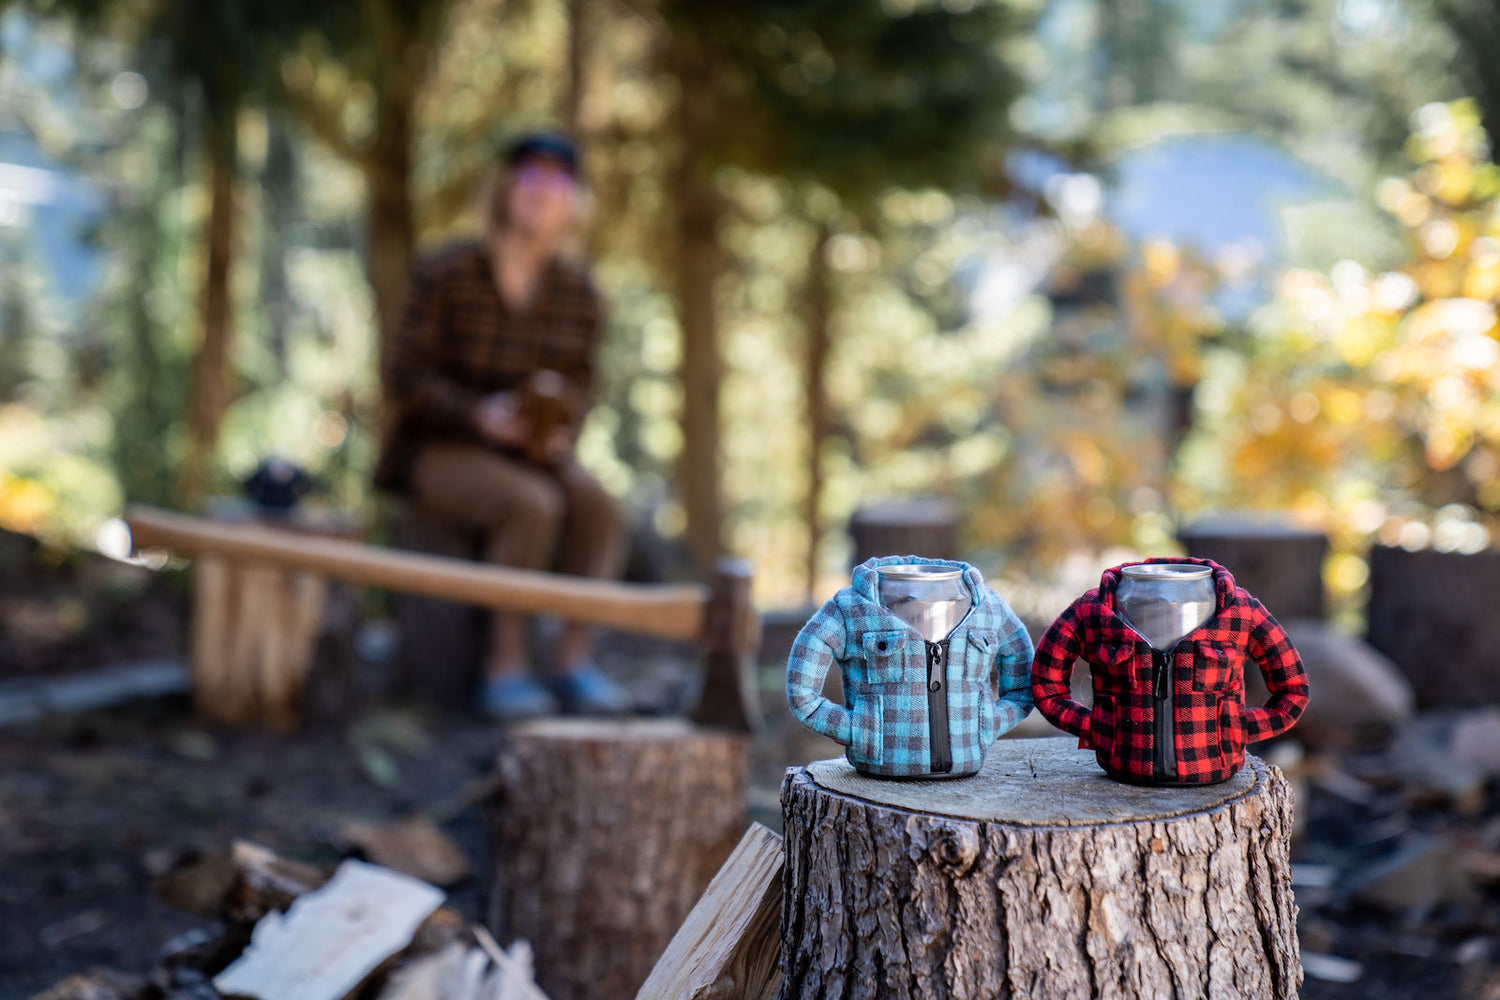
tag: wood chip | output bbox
[340,813,472,887]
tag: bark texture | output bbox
[485,719,749,1000]
[779,737,1301,1000]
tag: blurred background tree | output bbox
[3,0,1500,614]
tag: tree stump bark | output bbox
[779,737,1301,1000]
[485,718,749,1000]
[387,502,486,708]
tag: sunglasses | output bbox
[514,162,577,191]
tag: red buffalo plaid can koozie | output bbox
[1031,557,1309,786]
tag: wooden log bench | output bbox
[779,737,1301,1000]
[124,504,760,733]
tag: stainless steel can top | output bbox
[876,564,964,582]
[876,563,971,643]
[1115,564,1215,650]
[1119,564,1212,583]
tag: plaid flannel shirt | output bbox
[374,239,603,492]
[787,555,1035,778]
[1032,557,1309,786]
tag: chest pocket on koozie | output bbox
[1092,641,1148,689]
[1192,645,1240,693]
[861,630,909,684]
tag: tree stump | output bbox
[387,502,486,708]
[1179,515,1328,621]
[779,737,1301,1000]
[848,498,959,567]
[485,718,749,1000]
[1366,544,1500,707]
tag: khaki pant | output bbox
[409,441,625,581]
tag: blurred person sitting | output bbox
[374,131,628,721]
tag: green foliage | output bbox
[661,0,1030,203]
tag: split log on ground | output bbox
[485,718,749,1000]
[780,737,1302,1000]
[635,822,784,1000]
[377,934,549,1000]
[213,859,445,1000]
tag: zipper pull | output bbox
[927,642,944,692]
[1153,649,1168,700]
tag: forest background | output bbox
[2,0,1499,618]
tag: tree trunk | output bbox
[179,112,238,507]
[803,220,832,600]
[563,0,590,132]
[366,93,415,356]
[779,737,1302,999]
[485,718,748,1000]
[669,41,726,573]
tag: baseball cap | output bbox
[504,131,579,175]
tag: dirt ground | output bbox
[3,536,1499,999]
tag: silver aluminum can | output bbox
[876,564,973,642]
[1115,564,1215,650]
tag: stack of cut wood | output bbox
[33,841,548,1000]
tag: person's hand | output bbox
[474,391,529,449]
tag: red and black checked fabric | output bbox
[1032,557,1309,786]
[375,239,603,491]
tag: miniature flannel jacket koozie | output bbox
[787,555,1035,778]
[1032,557,1310,786]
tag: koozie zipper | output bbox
[925,640,952,774]
[1152,647,1178,781]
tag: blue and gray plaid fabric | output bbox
[787,554,1035,777]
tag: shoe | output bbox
[478,674,559,722]
[550,663,632,716]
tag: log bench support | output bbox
[779,737,1301,1000]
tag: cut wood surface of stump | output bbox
[486,718,749,1000]
[779,737,1301,1000]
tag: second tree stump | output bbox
[780,737,1301,1000]
[485,718,748,1000]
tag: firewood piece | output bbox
[378,938,551,1000]
[485,718,749,1000]
[339,813,472,888]
[213,859,444,1000]
[634,823,783,1000]
[223,840,327,923]
[152,840,325,924]
[28,968,146,1000]
[780,737,1302,1000]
